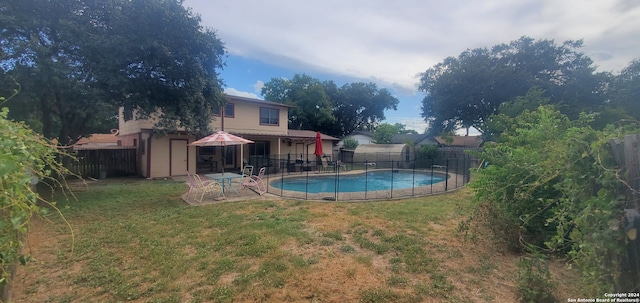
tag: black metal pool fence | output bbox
[247,153,474,201]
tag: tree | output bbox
[609,59,640,121]
[394,123,417,134]
[261,74,335,130]
[261,74,399,137]
[0,0,226,144]
[372,123,398,144]
[419,36,607,135]
[322,81,399,137]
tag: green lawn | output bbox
[13,178,577,303]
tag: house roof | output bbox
[391,133,434,144]
[354,144,407,153]
[225,94,293,108]
[287,130,340,141]
[231,130,339,141]
[346,130,374,138]
[434,135,484,147]
[74,133,118,145]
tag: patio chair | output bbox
[193,174,224,202]
[241,165,254,178]
[186,170,199,198]
[242,166,266,195]
[320,157,334,173]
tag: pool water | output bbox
[270,170,446,193]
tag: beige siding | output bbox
[213,101,287,135]
[148,134,197,178]
[118,108,158,136]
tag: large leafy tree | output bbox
[419,36,607,135]
[261,74,399,137]
[608,59,640,121]
[0,0,225,144]
[372,123,398,144]
[322,81,399,137]
[261,74,335,131]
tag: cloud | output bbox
[187,0,640,96]
[223,87,261,99]
[253,80,264,94]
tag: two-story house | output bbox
[118,94,339,178]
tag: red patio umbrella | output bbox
[314,131,323,157]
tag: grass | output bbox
[13,177,580,302]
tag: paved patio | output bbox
[173,175,275,206]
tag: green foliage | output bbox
[608,59,640,121]
[517,251,557,303]
[416,144,438,160]
[471,104,633,295]
[261,74,398,137]
[1,0,225,143]
[0,104,70,287]
[261,74,335,131]
[373,123,398,144]
[342,137,359,149]
[420,36,608,134]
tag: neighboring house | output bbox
[118,94,339,178]
[391,133,437,147]
[434,135,484,148]
[73,132,119,150]
[335,131,374,149]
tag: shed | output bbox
[352,144,414,168]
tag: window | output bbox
[213,103,235,117]
[133,139,137,146]
[199,147,215,155]
[249,141,271,157]
[140,139,146,155]
[260,107,279,126]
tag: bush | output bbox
[517,251,557,303]
[0,99,71,292]
[342,137,359,149]
[471,105,634,295]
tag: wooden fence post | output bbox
[624,134,640,210]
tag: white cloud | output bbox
[186,0,640,90]
[223,87,261,99]
[253,80,264,94]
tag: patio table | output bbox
[204,172,244,194]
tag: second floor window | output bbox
[213,103,235,117]
[260,107,279,126]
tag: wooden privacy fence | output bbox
[609,134,640,291]
[63,148,137,178]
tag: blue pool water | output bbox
[270,170,446,193]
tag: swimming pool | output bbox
[270,170,446,194]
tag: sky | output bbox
[182,0,640,134]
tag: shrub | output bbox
[342,137,359,149]
[517,251,557,303]
[0,92,71,292]
[471,105,634,295]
